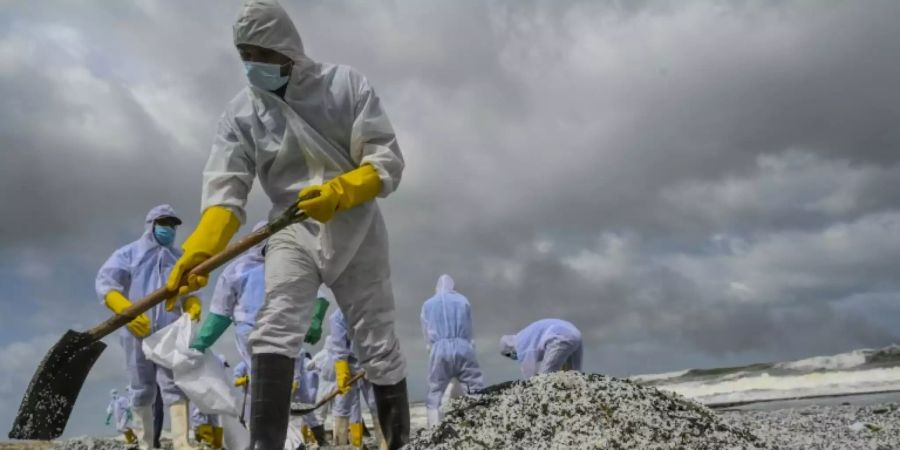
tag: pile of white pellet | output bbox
[51,437,133,450]
[407,371,766,449]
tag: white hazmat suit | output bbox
[197,1,409,446]
[107,389,133,433]
[420,275,484,426]
[95,205,190,407]
[95,204,196,450]
[202,0,406,386]
[500,319,583,378]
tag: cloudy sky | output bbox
[2,0,900,438]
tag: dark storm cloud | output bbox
[2,0,900,437]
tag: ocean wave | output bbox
[656,367,900,405]
[775,349,870,371]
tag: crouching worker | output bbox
[500,319,583,378]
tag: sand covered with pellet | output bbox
[408,371,766,449]
[35,374,900,450]
[723,402,900,449]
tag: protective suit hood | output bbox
[234,0,310,64]
[140,204,181,252]
[435,274,455,295]
[144,204,180,231]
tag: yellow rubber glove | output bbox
[165,206,240,298]
[182,296,202,321]
[105,291,151,338]
[234,375,249,387]
[335,359,352,395]
[297,164,382,223]
[292,381,299,395]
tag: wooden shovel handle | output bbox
[88,206,307,340]
[317,371,367,407]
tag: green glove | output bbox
[303,297,329,345]
[190,312,232,352]
[105,413,112,426]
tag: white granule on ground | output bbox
[407,371,766,450]
[722,403,900,449]
[51,437,128,450]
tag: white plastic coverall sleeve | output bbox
[95,204,189,407]
[311,347,335,381]
[210,0,405,386]
[208,262,240,319]
[420,275,484,416]
[328,309,353,361]
[208,227,266,321]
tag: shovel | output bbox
[239,384,249,428]
[290,371,366,416]
[8,204,308,440]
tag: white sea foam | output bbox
[656,367,900,405]
[629,369,690,383]
[775,349,870,371]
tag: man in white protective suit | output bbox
[106,388,137,446]
[96,204,202,450]
[420,274,484,427]
[161,1,408,449]
[500,319,583,378]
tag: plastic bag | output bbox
[142,314,241,416]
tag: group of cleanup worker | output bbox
[94,1,583,449]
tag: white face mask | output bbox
[243,61,290,91]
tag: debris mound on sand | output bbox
[52,437,128,450]
[407,371,766,450]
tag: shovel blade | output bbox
[8,330,107,440]
[289,402,317,416]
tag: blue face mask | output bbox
[153,225,176,247]
[243,61,290,91]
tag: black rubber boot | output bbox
[310,425,328,446]
[249,353,295,450]
[372,379,410,450]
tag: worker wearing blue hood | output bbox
[96,204,202,450]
